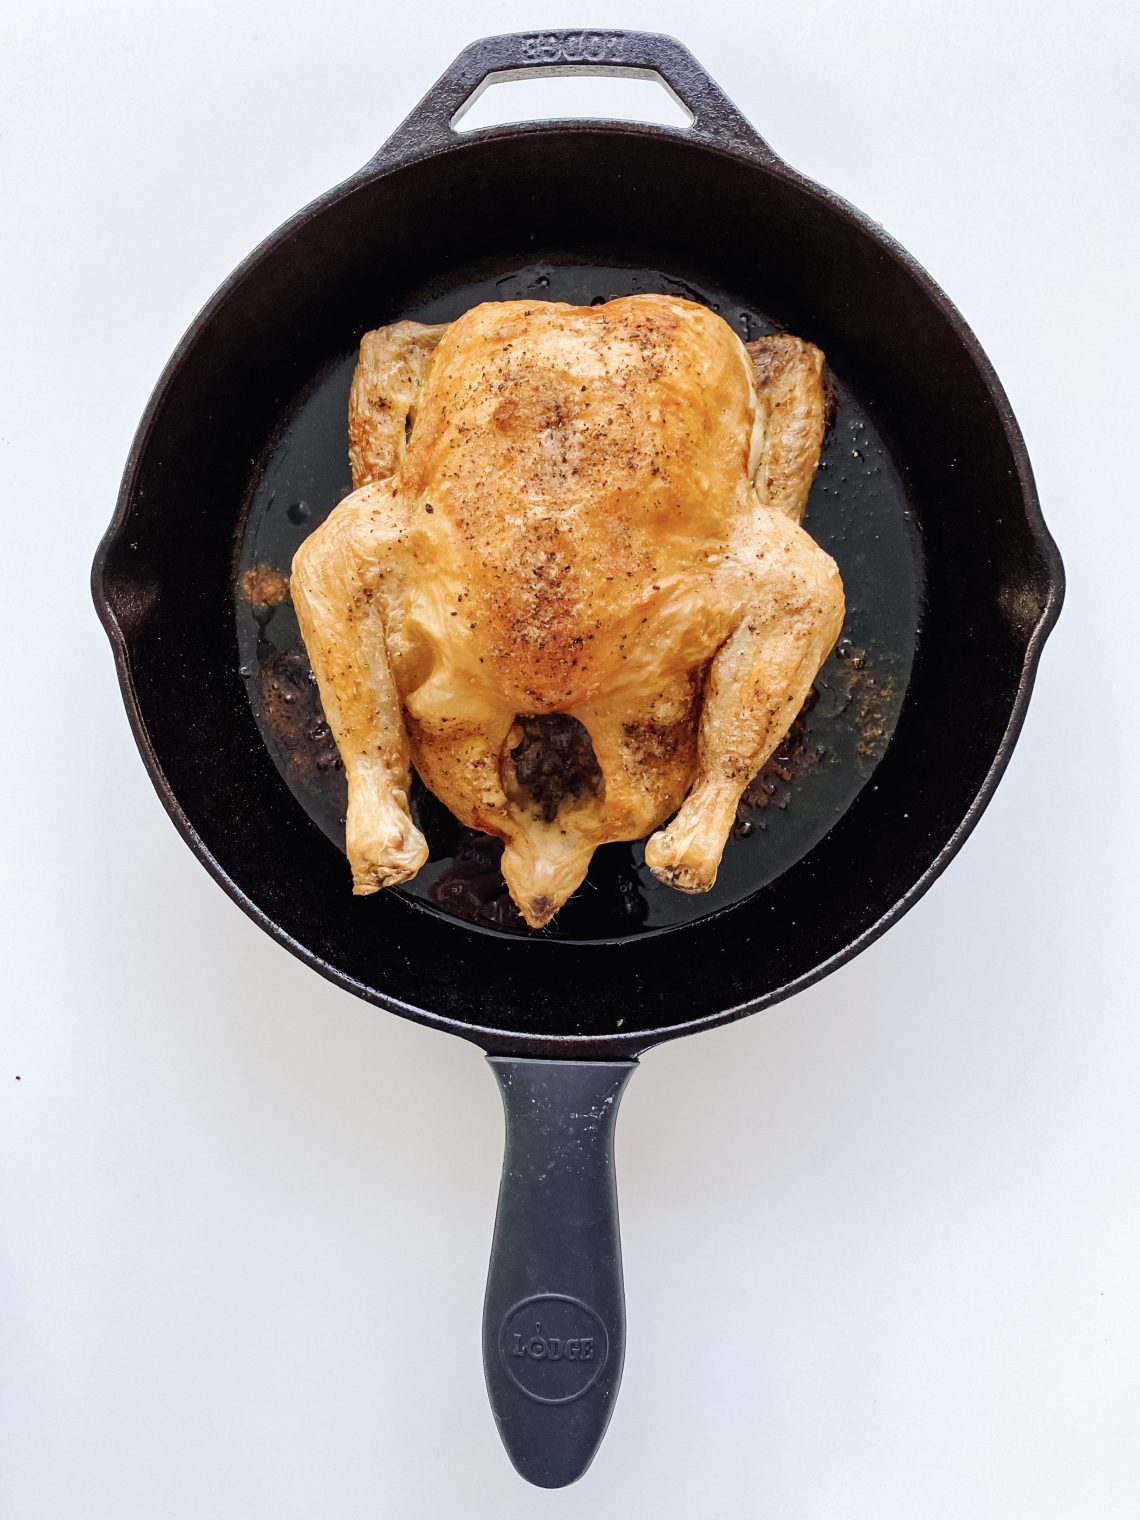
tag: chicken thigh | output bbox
[291,296,844,928]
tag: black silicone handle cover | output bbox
[482,1057,638,1487]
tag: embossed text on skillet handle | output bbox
[366,30,779,170]
[481,1056,637,1488]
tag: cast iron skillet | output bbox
[92,31,1064,1488]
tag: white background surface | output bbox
[2,2,1138,1515]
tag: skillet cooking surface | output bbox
[236,261,922,942]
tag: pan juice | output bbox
[236,261,922,942]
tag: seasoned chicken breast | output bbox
[291,296,843,927]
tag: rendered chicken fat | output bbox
[290,296,844,927]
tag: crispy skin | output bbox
[397,299,760,714]
[291,296,844,926]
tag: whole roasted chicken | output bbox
[291,296,844,927]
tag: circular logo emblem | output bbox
[498,1294,609,1405]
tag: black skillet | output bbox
[92,31,1064,1488]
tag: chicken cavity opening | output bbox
[505,714,603,823]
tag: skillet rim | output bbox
[92,115,1065,1059]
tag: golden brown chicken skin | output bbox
[291,296,844,927]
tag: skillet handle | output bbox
[369,30,777,168]
[482,1056,637,1488]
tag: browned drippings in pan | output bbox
[236,262,922,941]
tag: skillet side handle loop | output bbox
[482,1056,637,1488]
[368,30,778,170]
